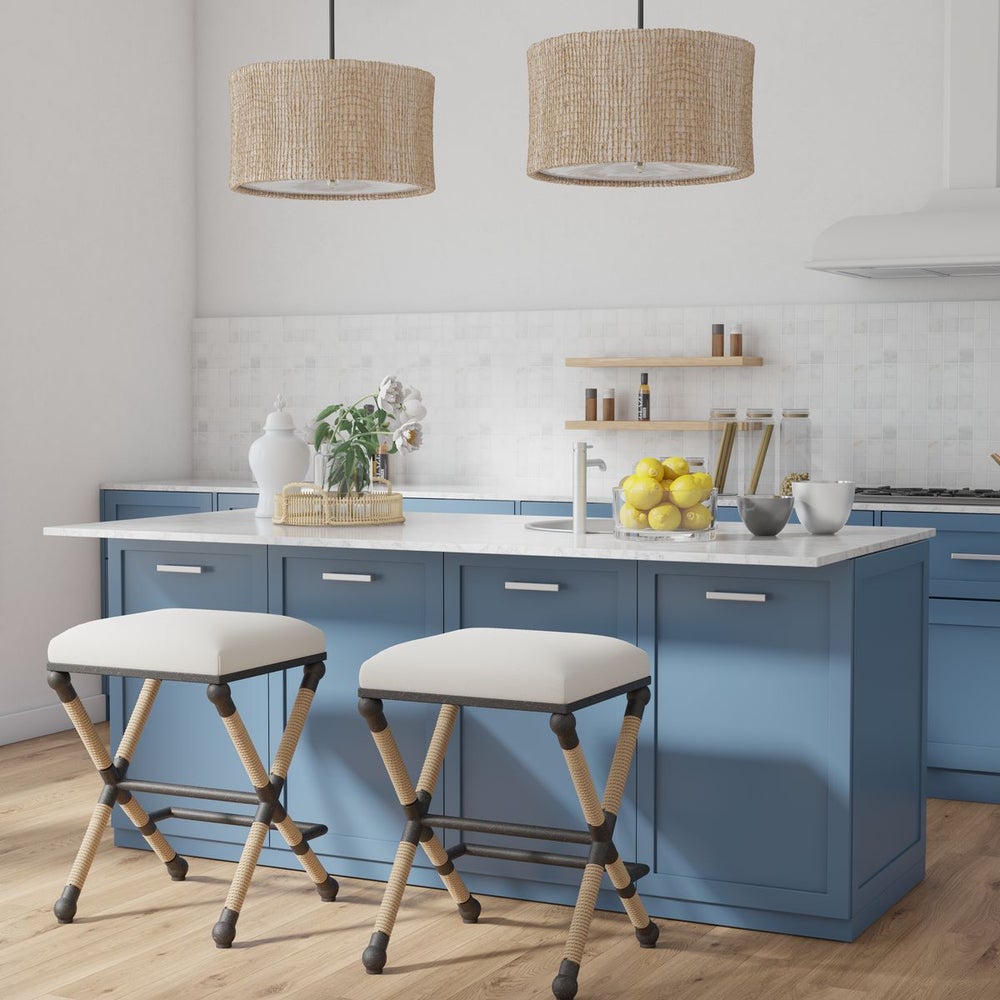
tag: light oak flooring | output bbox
[3,727,1000,1000]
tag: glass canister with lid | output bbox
[779,408,811,496]
[709,406,739,495]
[741,409,776,496]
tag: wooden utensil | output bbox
[992,453,1000,467]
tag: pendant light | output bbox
[527,1,754,186]
[229,1,434,199]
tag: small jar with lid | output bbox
[709,407,739,495]
[740,409,776,496]
[779,408,812,496]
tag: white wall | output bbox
[194,0,998,316]
[0,2,196,744]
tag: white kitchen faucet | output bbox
[572,441,606,537]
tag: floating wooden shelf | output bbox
[565,356,763,368]
[565,420,715,431]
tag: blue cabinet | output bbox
[441,554,639,907]
[636,543,927,940]
[217,492,258,511]
[402,497,516,514]
[106,540,271,852]
[518,500,613,518]
[268,547,445,881]
[717,505,876,528]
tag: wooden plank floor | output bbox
[3,727,1000,1000]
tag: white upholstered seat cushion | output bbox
[47,609,326,682]
[359,628,649,710]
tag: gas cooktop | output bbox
[854,486,1000,504]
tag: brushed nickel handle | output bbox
[156,564,203,574]
[705,590,767,603]
[951,553,1000,562]
[504,581,561,592]
[322,572,374,583]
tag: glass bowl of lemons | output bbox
[612,456,717,541]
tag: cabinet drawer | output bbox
[445,553,636,639]
[927,598,1000,773]
[882,511,1000,598]
[403,498,516,515]
[100,489,213,520]
[216,492,258,510]
[518,500,613,518]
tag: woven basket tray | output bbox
[273,482,405,527]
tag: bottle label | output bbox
[638,393,650,421]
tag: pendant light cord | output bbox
[329,0,335,59]
[637,0,644,29]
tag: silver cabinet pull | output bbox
[156,564,203,574]
[951,553,1000,562]
[504,581,561,592]
[705,590,767,603]
[322,572,374,583]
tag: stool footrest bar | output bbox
[423,813,592,845]
[119,779,259,806]
[145,805,327,840]
[446,843,652,880]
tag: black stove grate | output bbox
[855,486,1000,503]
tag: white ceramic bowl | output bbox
[791,480,856,535]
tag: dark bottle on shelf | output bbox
[637,372,650,421]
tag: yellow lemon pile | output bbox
[617,456,715,533]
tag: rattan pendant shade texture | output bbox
[230,39,434,199]
[527,27,754,186]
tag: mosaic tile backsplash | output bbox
[193,300,1000,499]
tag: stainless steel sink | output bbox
[525,518,614,534]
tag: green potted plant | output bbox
[312,376,425,495]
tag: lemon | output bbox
[681,503,713,531]
[648,502,682,531]
[634,456,665,481]
[668,474,703,509]
[618,504,649,529]
[619,474,639,492]
[660,456,690,481]
[625,475,664,511]
[692,472,715,500]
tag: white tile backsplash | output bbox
[192,300,1000,498]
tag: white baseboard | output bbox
[0,694,107,747]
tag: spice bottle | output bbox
[637,373,650,421]
[729,328,743,357]
[602,388,616,422]
[372,441,390,482]
[779,408,812,496]
[711,323,725,357]
[709,406,738,495]
[585,388,598,421]
[741,409,775,495]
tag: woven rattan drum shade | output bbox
[527,28,754,186]
[230,59,435,199]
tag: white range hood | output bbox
[806,0,1000,278]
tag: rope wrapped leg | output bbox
[362,832,420,974]
[213,819,269,949]
[553,863,606,1000]
[118,791,188,881]
[274,816,338,901]
[606,857,659,947]
[53,795,113,923]
[419,828,481,923]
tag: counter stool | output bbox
[46,608,339,948]
[357,627,659,1000]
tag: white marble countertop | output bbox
[46,509,933,568]
[98,478,1000,515]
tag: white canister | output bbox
[247,396,311,518]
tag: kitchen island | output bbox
[46,511,932,942]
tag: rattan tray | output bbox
[273,482,405,527]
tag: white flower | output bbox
[393,419,423,452]
[402,397,427,421]
[377,375,405,410]
[402,385,422,402]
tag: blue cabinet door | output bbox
[268,547,445,879]
[718,505,875,528]
[441,554,639,906]
[518,500,613,518]
[926,598,1000,802]
[106,540,270,848]
[402,497,516,514]
[216,492,258,510]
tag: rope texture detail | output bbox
[374,841,417,935]
[271,688,314,779]
[275,816,328,884]
[372,728,416,805]
[421,832,472,904]
[67,803,113,887]
[223,712,270,788]
[563,746,605,827]
[607,858,651,928]
[416,704,458,796]
[64,697,112,771]
[563,864,605,964]
[603,716,641,815]
[119,798,172,863]
[116,678,161,764]
[224,821,269,912]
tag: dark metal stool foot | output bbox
[635,920,659,948]
[552,959,580,1000]
[362,931,390,974]
[457,895,482,923]
[212,907,239,949]
[165,853,189,881]
[53,885,81,924]
[315,874,339,901]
